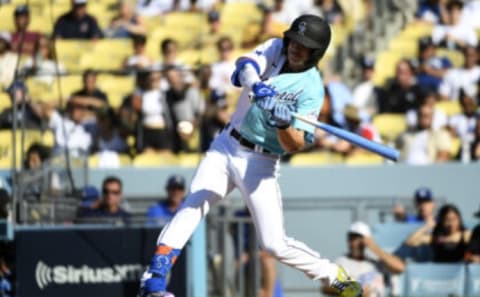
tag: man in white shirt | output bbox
[398,104,452,165]
[431,0,478,49]
[209,36,237,94]
[448,88,478,143]
[438,46,480,100]
[460,0,480,29]
[0,32,18,90]
[352,57,377,119]
[322,222,405,297]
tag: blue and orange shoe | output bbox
[138,244,181,297]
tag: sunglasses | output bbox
[103,189,121,195]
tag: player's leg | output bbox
[236,164,362,297]
[140,147,234,297]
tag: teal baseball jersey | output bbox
[239,67,324,155]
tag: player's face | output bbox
[287,40,311,71]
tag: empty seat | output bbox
[372,114,407,141]
[372,51,403,86]
[405,263,466,297]
[132,152,178,167]
[344,152,385,165]
[436,100,462,116]
[0,92,12,113]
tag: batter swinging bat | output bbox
[292,113,400,161]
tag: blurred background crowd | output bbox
[0,0,479,169]
[0,0,479,297]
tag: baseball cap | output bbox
[414,187,433,202]
[14,5,29,16]
[418,36,435,51]
[210,89,228,108]
[360,56,375,69]
[81,185,99,207]
[166,175,186,190]
[73,0,87,5]
[207,10,220,23]
[348,221,371,237]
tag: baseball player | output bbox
[139,14,362,297]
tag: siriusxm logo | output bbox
[35,261,143,290]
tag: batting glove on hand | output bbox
[271,104,294,129]
[256,95,276,111]
[252,82,276,99]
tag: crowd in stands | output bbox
[0,1,479,169]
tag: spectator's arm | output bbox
[125,15,147,35]
[363,237,405,273]
[404,221,434,247]
[70,95,106,109]
[435,129,452,162]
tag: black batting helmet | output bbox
[283,14,331,69]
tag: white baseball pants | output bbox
[157,129,338,281]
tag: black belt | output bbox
[229,129,273,154]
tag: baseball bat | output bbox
[292,113,400,161]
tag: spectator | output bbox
[0,81,43,130]
[438,46,480,100]
[416,0,448,24]
[465,113,480,161]
[313,87,342,151]
[23,142,62,195]
[69,70,108,136]
[322,222,405,297]
[0,32,18,91]
[432,0,478,50]
[406,90,447,131]
[164,66,205,153]
[147,174,186,225]
[416,36,452,92]
[191,10,223,49]
[241,6,287,49]
[316,0,345,25]
[331,104,380,156]
[123,34,154,70]
[135,0,174,17]
[376,59,423,114]
[352,57,378,118]
[53,0,103,40]
[448,88,478,142]
[397,103,452,164]
[41,101,93,155]
[405,204,471,262]
[466,205,480,262]
[405,187,437,224]
[200,89,230,152]
[75,184,100,218]
[136,70,173,152]
[107,0,146,38]
[10,5,41,57]
[77,176,130,223]
[325,76,354,126]
[24,143,51,170]
[0,189,9,219]
[209,36,236,93]
[92,107,128,154]
[23,35,66,85]
[157,38,194,88]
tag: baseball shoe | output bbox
[328,266,363,297]
[138,271,174,297]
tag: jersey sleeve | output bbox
[236,38,282,76]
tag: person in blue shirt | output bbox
[146,175,186,225]
[406,187,437,224]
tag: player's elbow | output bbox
[281,141,304,153]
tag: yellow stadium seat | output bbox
[42,4,69,20]
[42,130,55,147]
[25,79,50,101]
[0,5,15,31]
[372,114,407,141]
[436,100,462,116]
[55,40,93,72]
[344,152,385,165]
[388,38,418,58]
[133,152,179,167]
[107,92,125,110]
[88,153,132,168]
[0,92,11,112]
[97,75,135,95]
[79,52,123,71]
[177,49,202,66]
[55,75,83,96]
[164,12,207,31]
[220,2,261,26]
[29,16,53,34]
[93,39,133,58]
[177,153,202,167]
[372,51,403,86]
[436,48,464,68]
[0,130,43,169]
[450,136,461,157]
[399,22,433,39]
[289,152,344,166]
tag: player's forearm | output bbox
[277,127,305,153]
